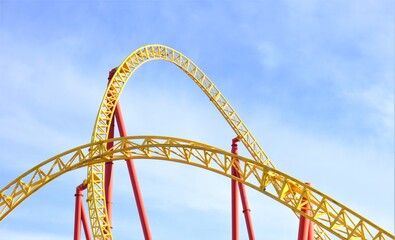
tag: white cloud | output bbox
[0,0,393,239]
[346,81,394,138]
[257,42,282,69]
[249,108,394,231]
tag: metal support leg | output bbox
[104,68,117,228]
[308,217,315,240]
[80,201,92,240]
[74,183,90,240]
[298,182,315,240]
[74,188,83,240]
[231,163,239,240]
[232,138,255,240]
[115,103,152,240]
[104,117,115,228]
[237,176,255,239]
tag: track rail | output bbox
[88,44,275,238]
[1,45,392,239]
[1,136,393,239]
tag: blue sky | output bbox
[0,0,393,239]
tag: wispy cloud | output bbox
[0,0,393,239]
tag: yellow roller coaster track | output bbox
[88,44,275,239]
[0,44,393,240]
[0,136,393,239]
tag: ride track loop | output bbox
[0,44,393,240]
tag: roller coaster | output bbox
[0,44,393,240]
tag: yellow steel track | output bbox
[88,44,274,238]
[0,136,393,239]
[0,45,393,239]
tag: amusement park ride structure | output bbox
[0,44,393,240]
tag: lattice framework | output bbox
[89,44,276,238]
[1,136,393,239]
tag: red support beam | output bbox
[308,217,315,240]
[238,183,255,240]
[115,103,152,240]
[232,138,256,240]
[231,162,239,240]
[74,187,83,240]
[103,67,151,238]
[74,183,89,240]
[104,117,115,227]
[298,182,315,240]
[80,200,92,240]
[104,68,117,228]
[231,138,240,240]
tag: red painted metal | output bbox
[232,138,256,240]
[114,103,152,240]
[231,163,239,240]
[80,200,92,240]
[74,187,83,240]
[298,211,310,240]
[231,138,240,240]
[104,68,117,228]
[104,118,115,227]
[298,182,315,240]
[102,68,151,238]
[74,183,89,240]
[308,217,315,240]
[307,182,315,240]
[238,184,255,240]
[72,67,316,240]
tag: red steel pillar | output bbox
[80,201,92,240]
[308,218,315,240]
[231,138,239,240]
[232,138,256,240]
[115,102,152,240]
[298,182,315,240]
[74,183,91,240]
[105,117,115,227]
[104,68,117,228]
[74,185,83,240]
[104,68,151,239]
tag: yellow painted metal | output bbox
[88,44,274,238]
[1,45,392,239]
[0,136,393,239]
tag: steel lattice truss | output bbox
[0,136,393,239]
[89,45,275,238]
[0,44,393,240]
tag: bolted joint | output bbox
[231,137,239,154]
[76,182,88,192]
[232,137,240,145]
[108,67,118,82]
[242,209,251,213]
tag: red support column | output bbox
[115,103,152,240]
[74,188,83,240]
[80,201,92,240]
[308,217,315,240]
[307,182,315,240]
[104,117,115,227]
[231,167,239,240]
[232,138,256,240]
[298,182,315,240]
[74,183,88,240]
[231,138,239,240]
[104,68,117,228]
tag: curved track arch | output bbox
[0,45,393,240]
[88,44,274,238]
[0,136,393,239]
